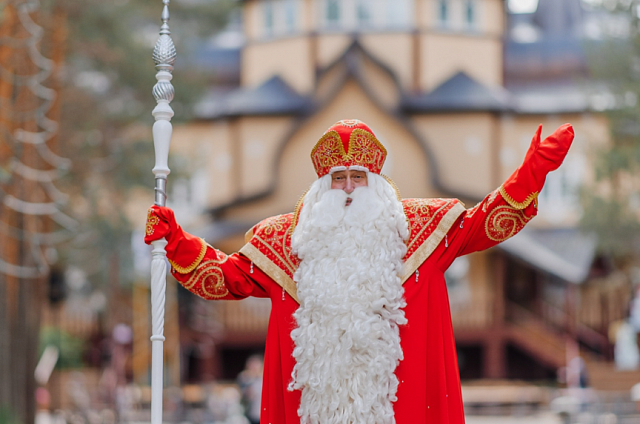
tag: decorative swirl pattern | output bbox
[152,80,175,102]
[484,205,531,242]
[261,215,290,236]
[349,129,386,172]
[181,251,230,300]
[150,241,168,338]
[310,131,345,172]
[310,128,387,177]
[145,208,160,236]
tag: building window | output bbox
[264,2,274,36]
[260,0,301,39]
[326,0,341,25]
[387,0,412,27]
[317,0,414,32]
[465,0,476,28]
[438,0,449,26]
[537,148,585,223]
[285,0,296,33]
[357,0,371,26]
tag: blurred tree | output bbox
[0,406,20,424]
[56,0,237,287]
[581,0,640,267]
[39,326,84,369]
[0,0,236,417]
[0,0,68,419]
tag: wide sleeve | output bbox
[170,244,270,301]
[437,123,574,269]
[436,188,536,269]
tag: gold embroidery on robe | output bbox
[310,129,388,176]
[348,129,386,172]
[484,205,532,242]
[146,208,160,236]
[381,174,402,201]
[240,198,465,304]
[182,250,230,300]
[499,185,539,210]
[482,190,500,213]
[169,238,207,274]
[311,131,346,171]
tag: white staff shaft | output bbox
[150,1,176,423]
[150,238,168,424]
[150,114,172,424]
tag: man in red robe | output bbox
[145,119,574,424]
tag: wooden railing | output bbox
[451,297,493,330]
[508,301,610,361]
[539,302,609,356]
[506,302,568,367]
[219,298,271,335]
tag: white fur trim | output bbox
[348,165,370,173]
[328,165,371,174]
[328,166,347,174]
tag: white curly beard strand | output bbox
[290,174,409,424]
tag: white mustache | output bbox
[308,186,384,230]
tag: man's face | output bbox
[330,170,368,206]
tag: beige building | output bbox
[161,0,630,387]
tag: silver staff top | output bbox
[152,0,176,103]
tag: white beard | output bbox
[289,173,409,424]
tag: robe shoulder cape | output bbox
[238,197,466,303]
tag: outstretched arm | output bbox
[145,206,269,300]
[438,124,574,268]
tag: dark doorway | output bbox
[506,344,556,381]
[220,347,265,381]
[457,345,484,380]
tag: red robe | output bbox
[169,188,536,424]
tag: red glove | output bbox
[501,124,574,210]
[145,205,206,274]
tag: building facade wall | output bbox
[420,33,503,90]
[241,0,505,93]
[242,37,315,93]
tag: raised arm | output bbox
[144,205,269,300]
[438,124,574,267]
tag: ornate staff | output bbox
[150,0,175,422]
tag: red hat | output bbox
[310,119,387,178]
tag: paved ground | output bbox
[466,413,562,424]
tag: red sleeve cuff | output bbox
[167,235,207,274]
[498,184,538,210]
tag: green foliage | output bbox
[0,406,21,424]
[580,194,640,257]
[57,0,237,127]
[49,0,235,287]
[581,1,640,261]
[39,326,85,369]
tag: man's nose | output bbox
[344,178,355,194]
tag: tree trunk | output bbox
[0,2,65,421]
